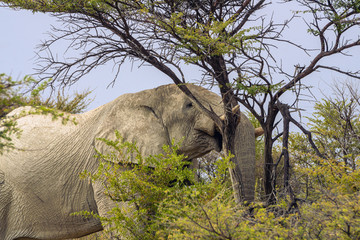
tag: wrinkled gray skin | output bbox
[0,84,255,240]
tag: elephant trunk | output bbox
[234,113,256,202]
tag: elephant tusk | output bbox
[255,127,264,138]
[219,105,240,121]
[219,106,264,138]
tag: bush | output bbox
[81,130,360,240]
[80,132,236,239]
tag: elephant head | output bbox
[93,84,224,160]
[0,84,258,240]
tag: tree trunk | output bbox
[264,128,276,205]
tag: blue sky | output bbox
[0,4,359,115]
[0,7,171,110]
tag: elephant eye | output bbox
[186,102,193,108]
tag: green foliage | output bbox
[291,96,360,169]
[292,155,360,239]
[236,81,284,96]
[157,12,258,64]
[0,74,40,152]
[167,155,360,240]
[76,130,350,239]
[0,74,36,117]
[304,0,360,36]
[287,93,360,239]
[30,89,93,114]
[0,0,110,13]
[80,132,235,239]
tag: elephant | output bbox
[0,84,259,240]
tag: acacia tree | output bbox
[307,83,360,170]
[2,0,360,205]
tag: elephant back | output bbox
[3,106,84,152]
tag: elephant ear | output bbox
[235,112,256,202]
[93,92,171,162]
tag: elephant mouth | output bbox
[179,127,222,160]
[193,128,223,154]
[213,129,223,152]
[181,129,222,170]
[201,126,223,152]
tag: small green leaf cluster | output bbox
[305,0,360,35]
[0,74,36,117]
[29,88,93,114]
[236,81,284,96]
[0,74,39,153]
[155,12,258,64]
